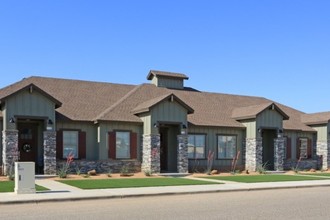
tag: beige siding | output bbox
[241,120,256,138]
[6,89,55,130]
[56,121,98,160]
[139,113,152,134]
[98,122,143,160]
[311,125,327,141]
[188,126,245,169]
[256,109,283,130]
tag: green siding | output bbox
[0,120,2,164]
[140,113,152,134]
[5,89,55,130]
[57,121,98,160]
[256,109,283,131]
[188,126,245,169]
[98,122,142,160]
[150,100,187,134]
[151,76,184,89]
[284,131,314,159]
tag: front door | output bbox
[160,127,168,172]
[262,129,277,170]
[18,123,38,163]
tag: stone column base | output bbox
[177,135,188,173]
[44,131,57,175]
[141,134,160,173]
[2,130,19,176]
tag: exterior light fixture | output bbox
[258,128,262,133]
[9,117,15,123]
[153,123,159,128]
[48,119,53,125]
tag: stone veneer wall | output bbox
[2,130,19,175]
[57,160,141,174]
[274,137,284,171]
[283,159,319,170]
[141,134,160,173]
[43,131,56,175]
[316,140,330,170]
[177,134,188,173]
[245,138,262,172]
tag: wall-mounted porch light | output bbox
[153,123,159,128]
[48,119,53,125]
[258,128,262,133]
[181,123,187,135]
[9,117,15,124]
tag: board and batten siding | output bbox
[241,120,256,138]
[57,121,98,160]
[98,122,143,160]
[150,100,187,131]
[0,120,3,164]
[256,109,283,132]
[188,125,245,170]
[311,125,328,141]
[5,89,55,130]
[152,77,184,89]
[284,131,314,159]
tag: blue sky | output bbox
[1,0,329,113]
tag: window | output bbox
[116,131,130,159]
[63,131,79,158]
[218,135,237,159]
[188,134,206,159]
[298,138,308,159]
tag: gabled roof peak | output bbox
[147,70,189,80]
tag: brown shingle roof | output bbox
[232,102,289,120]
[147,70,189,80]
[0,75,316,132]
[301,112,330,125]
[131,93,194,115]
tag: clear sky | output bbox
[1,0,329,113]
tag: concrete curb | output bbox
[2,183,330,205]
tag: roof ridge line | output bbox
[94,84,143,121]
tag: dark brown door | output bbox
[18,123,38,162]
[160,127,168,172]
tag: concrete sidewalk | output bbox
[2,177,330,205]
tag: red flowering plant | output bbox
[58,152,74,178]
[206,150,215,175]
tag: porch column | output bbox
[177,134,188,173]
[245,138,263,172]
[142,134,160,173]
[316,140,330,170]
[2,130,19,176]
[274,137,284,171]
[43,131,56,175]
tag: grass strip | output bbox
[58,177,220,189]
[0,181,49,193]
[200,174,327,183]
[300,173,330,177]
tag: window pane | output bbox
[188,135,195,159]
[188,134,206,159]
[63,131,78,158]
[116,132,130,159]
[218,135,236,159]
[195,135,205,158]
[300,138,308,159]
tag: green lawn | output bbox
[200,175,327,183]
[58,177,220,189]
[301,173,330,177]
[0,181,49,193]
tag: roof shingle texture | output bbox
[0,76,314,131]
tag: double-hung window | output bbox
[116,131,130,159]
[63,131,79,158]
[188,134,206,159]
[217,135,237,159]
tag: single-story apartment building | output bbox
[1,70,330,175]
